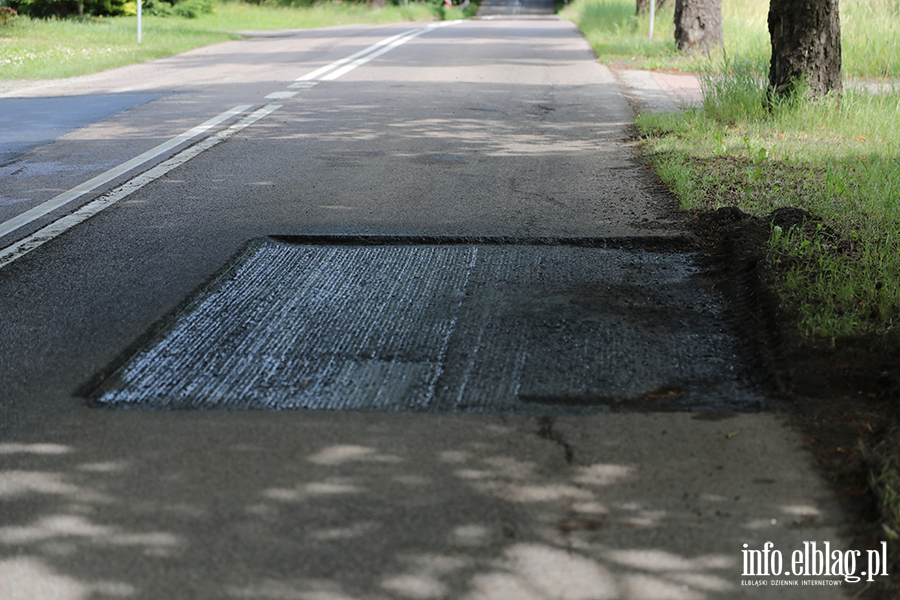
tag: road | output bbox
[0,10,855,600]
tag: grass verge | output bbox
[638,68,900,339]
[622,23,900,596]
[561,0,900,79]
[638,80,900,596]
[0,1,443,80]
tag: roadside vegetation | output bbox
[643,77,900,340]
[0,0,465,80]
[562,0,899,341]
[567,0,900,584]
[561,0,900,78]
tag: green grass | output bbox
[562,0,900,79]
[0,16,235,79]
[564,0,900,340]
[578,0,900,559]
[0,1,441,80]
[843,0,900,80]
[559,0,678,69]
[189,0,440,30]
[637,70,900,338]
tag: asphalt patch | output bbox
[91,237,764,413]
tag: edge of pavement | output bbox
[612,68,703,114]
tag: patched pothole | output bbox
[90,237,764,412]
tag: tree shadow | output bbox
[0,411,849,599]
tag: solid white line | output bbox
[320,29,429,81]
[0,21,465,266]
[0,105,281,272]
[294,31,419,82]
[296,21,460,83]
[0,105,254,241]
[319,21,462,81]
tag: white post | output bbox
[648,0,655,39]
[137,0,142,44]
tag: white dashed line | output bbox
[265,91,299,100]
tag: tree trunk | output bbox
[673,0,723,53]
[768,0,842,99]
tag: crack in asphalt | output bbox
[536,416,575,465]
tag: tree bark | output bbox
[673,0,723,53]
[768,0,842,99]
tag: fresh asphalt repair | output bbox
[89,236,765,413]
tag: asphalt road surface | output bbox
[0,11,855,600]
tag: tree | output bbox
[673,0,723,53]
[768,0,842,99]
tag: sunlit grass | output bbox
[0,16,234,79]
[559,0,677,67]
[843,0,900,79]
[562,0,899,79]
[637,62,900,338]
[565,0,900,338]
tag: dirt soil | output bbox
[691,207,900,598]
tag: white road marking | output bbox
[0,22,460,269]
[288,81,319,90]
[320,30,428,81]
[296,21,460,83]
[0,104,253,241]
[320,21,461,82]
[265,91,299,99]
[293,31,419,82]
[0,105,281,271]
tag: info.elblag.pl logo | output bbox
[741,541,890,586]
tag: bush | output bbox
[171,0,215,18]
[8,0,214,18]
[9,0,127,17]
[0,6,18,24]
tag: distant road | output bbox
[477,0,556,16]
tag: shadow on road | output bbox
[0,412,845,599]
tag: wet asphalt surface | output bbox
[0,9,854,600]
